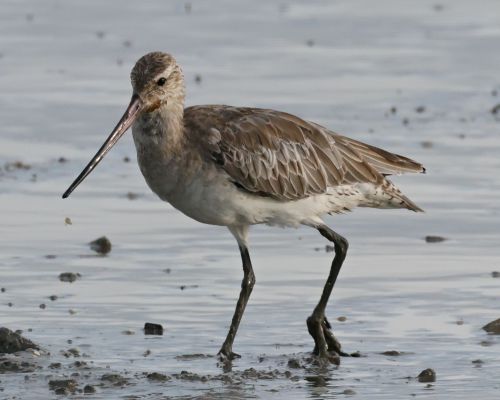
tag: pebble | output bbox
[144,322,163,335]
[59,272,81,283]
[89,236,112,255]
[417,368,436,383]
[425,235,446,243]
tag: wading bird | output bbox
[63,52,424,363]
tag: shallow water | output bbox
[1,0,500,398]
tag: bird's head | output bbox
[131,52,185,113]
[62,52,184,199]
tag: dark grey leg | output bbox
[218,245,255,360]
[307,225,349,361]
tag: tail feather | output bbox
[336,135,426,176]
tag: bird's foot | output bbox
[307,315,357,362]
[217,345,241,362]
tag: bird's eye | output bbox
[157,77,167,86]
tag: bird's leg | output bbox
[307,225,349,361]
[218,245,255,361]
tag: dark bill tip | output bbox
[62,94,142,199]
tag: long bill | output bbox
[62,94,143,199]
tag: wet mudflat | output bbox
[1,0,500,398]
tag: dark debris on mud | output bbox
[0,327,39,354]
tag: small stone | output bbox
[491,271,500,278]
[83,384,96,394]
[425,235,446,243]
[491,103,500,115]
[1,288,5,293]
[89,236,112,255]
[287,358,301,369]
[123,40,132,48]
[58,157,67,163]
[420,141,433,149]
[415,106,426,113]
[45,254,57,259]
[482,318,500,334]
[194,74,202,84]
[68,309,77,315]
[306,39,315,47]
[144,322,163,335]
[402,118,409,125]
[96,31,105,39]
[390,106,397,114]
[325,245,334,252]
[64,217,72,225]
[49,362,62,369]
[62,347,80,357]
[472,359,484,365]
[143,349,151,357]
[337,316,347,322]
[123,156,130,162]
[39,303,46,309]
[343,389,356,395]
[417,368,436,383]
[49,295,58,301]
[126,192,139,200]
[59,272,81,283]
[122,330,135,335]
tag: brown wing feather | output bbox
[185,106,424,201]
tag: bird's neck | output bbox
[133,99,185,152]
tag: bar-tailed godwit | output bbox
[63,52,425,363]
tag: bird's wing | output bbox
[188,106,423,201]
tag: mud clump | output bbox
[84,384,96,394]
[482,318,500,334]
[425,235,447,243]
[49,379,78,395]
[417,368,436,383]
[287,358,301,369]
[174,370,208,382]
[147,372,171,382]
[0,358,37,373]
[90,236,112,255]
[59,272,81,283]
[0,327,39,353]
[101,373,128,387]
[381,350,402,356]
[144,322,163,335]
